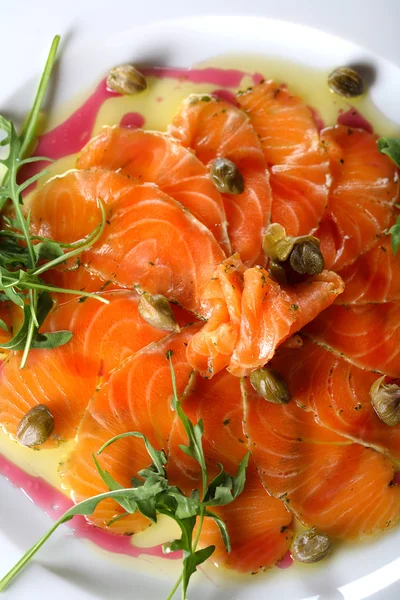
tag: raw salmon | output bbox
[0,291,177,446]
[167,370,293,572]
[77,127,231,254]
[187,254,344,378]
[30,169,225,315]
[63,325,199,533]
[305,302,400,377]
[186,255,244,377]
[316,126,398,271]
[272,338,400,459]
[237,80,329,236]
[29,169,134,243]
[337,230,400,305]
[243,379,400,538]
[169,95,272,266]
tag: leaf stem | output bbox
[165,574,183,600]
[0,518,63,592]
[19,36,60,159]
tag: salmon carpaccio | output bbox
[315,126,398,271]
[77,127,231,254]
[0,291,191,445]
[167,370,293,573]
[187,255,344,378]
[169,95,272,266]
[63,326,199,533]
[243,379,400,539]
[29,169,225,315]
[337,225,400,304]
[305,302,400,377]
[272,338,400,460]
[237,80,329,237]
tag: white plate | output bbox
[1,13,400,600]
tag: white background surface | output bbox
[1,2,400,599]
[1,0,400,93]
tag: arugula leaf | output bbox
[388,215,400,255]
[0,319,8,332]
[0,291,72,352]
[98,430,167,476]
[0,346,249,599]
[182,545,215,598]
[378,137,400,168]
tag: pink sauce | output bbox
[309,107,325,132]
[392,471,400,485]
[119,112,146,129]
[211,89,239,106]
[337,107,373,134]
[142,66,245,88]
[276,551,293,569]
[0,453,180,561]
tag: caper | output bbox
[210,158,245,195]
[16,404,54,447]
[289,240,325,275]
[370,376,400,426]
[106,64,147,95]
[263,223,324,276]
[263,223,293,262]
[291,527,332,564]
[328,67,364,98]
[249,367,291,404]
[139,292,180,332]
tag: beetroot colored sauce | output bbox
[276,551,293,569]
[309,107,325,132]
[142,66,245,88]
[119,112,146,129]
[211,89,239,106]
[0,453,180,561]
[392,471,400,485]
[337,108,373,134]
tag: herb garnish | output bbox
[0,352,249,599]
[0,35,109,367]
[377,137,400,254]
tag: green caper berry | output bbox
[210,158,245,195]
[106,64,147,95]
[139,292,180,332]
[328,67,364,98]
[289,241,325,275]
[16,404,54,447]
[370,376,400,426]
[249,367,291,404]
[291,527,332,564]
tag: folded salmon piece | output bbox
[187,255,344,378]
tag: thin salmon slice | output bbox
[187,254,344,378]
[237,80,329,236]
[42,265,121,305]
[29,168,135,243]
[316,126,398,271]
[305,302,400,377]
[169,95,272,266]
[0,292,174,446]
[63,325,199,533]
[243,380,400,538]
[77,127,231,254]
[167,370,293,573]
[272,338,400,459]
[30,169,225,315]
[228,269,344,377]
[186,255,244,377]
[337,229,400,304]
